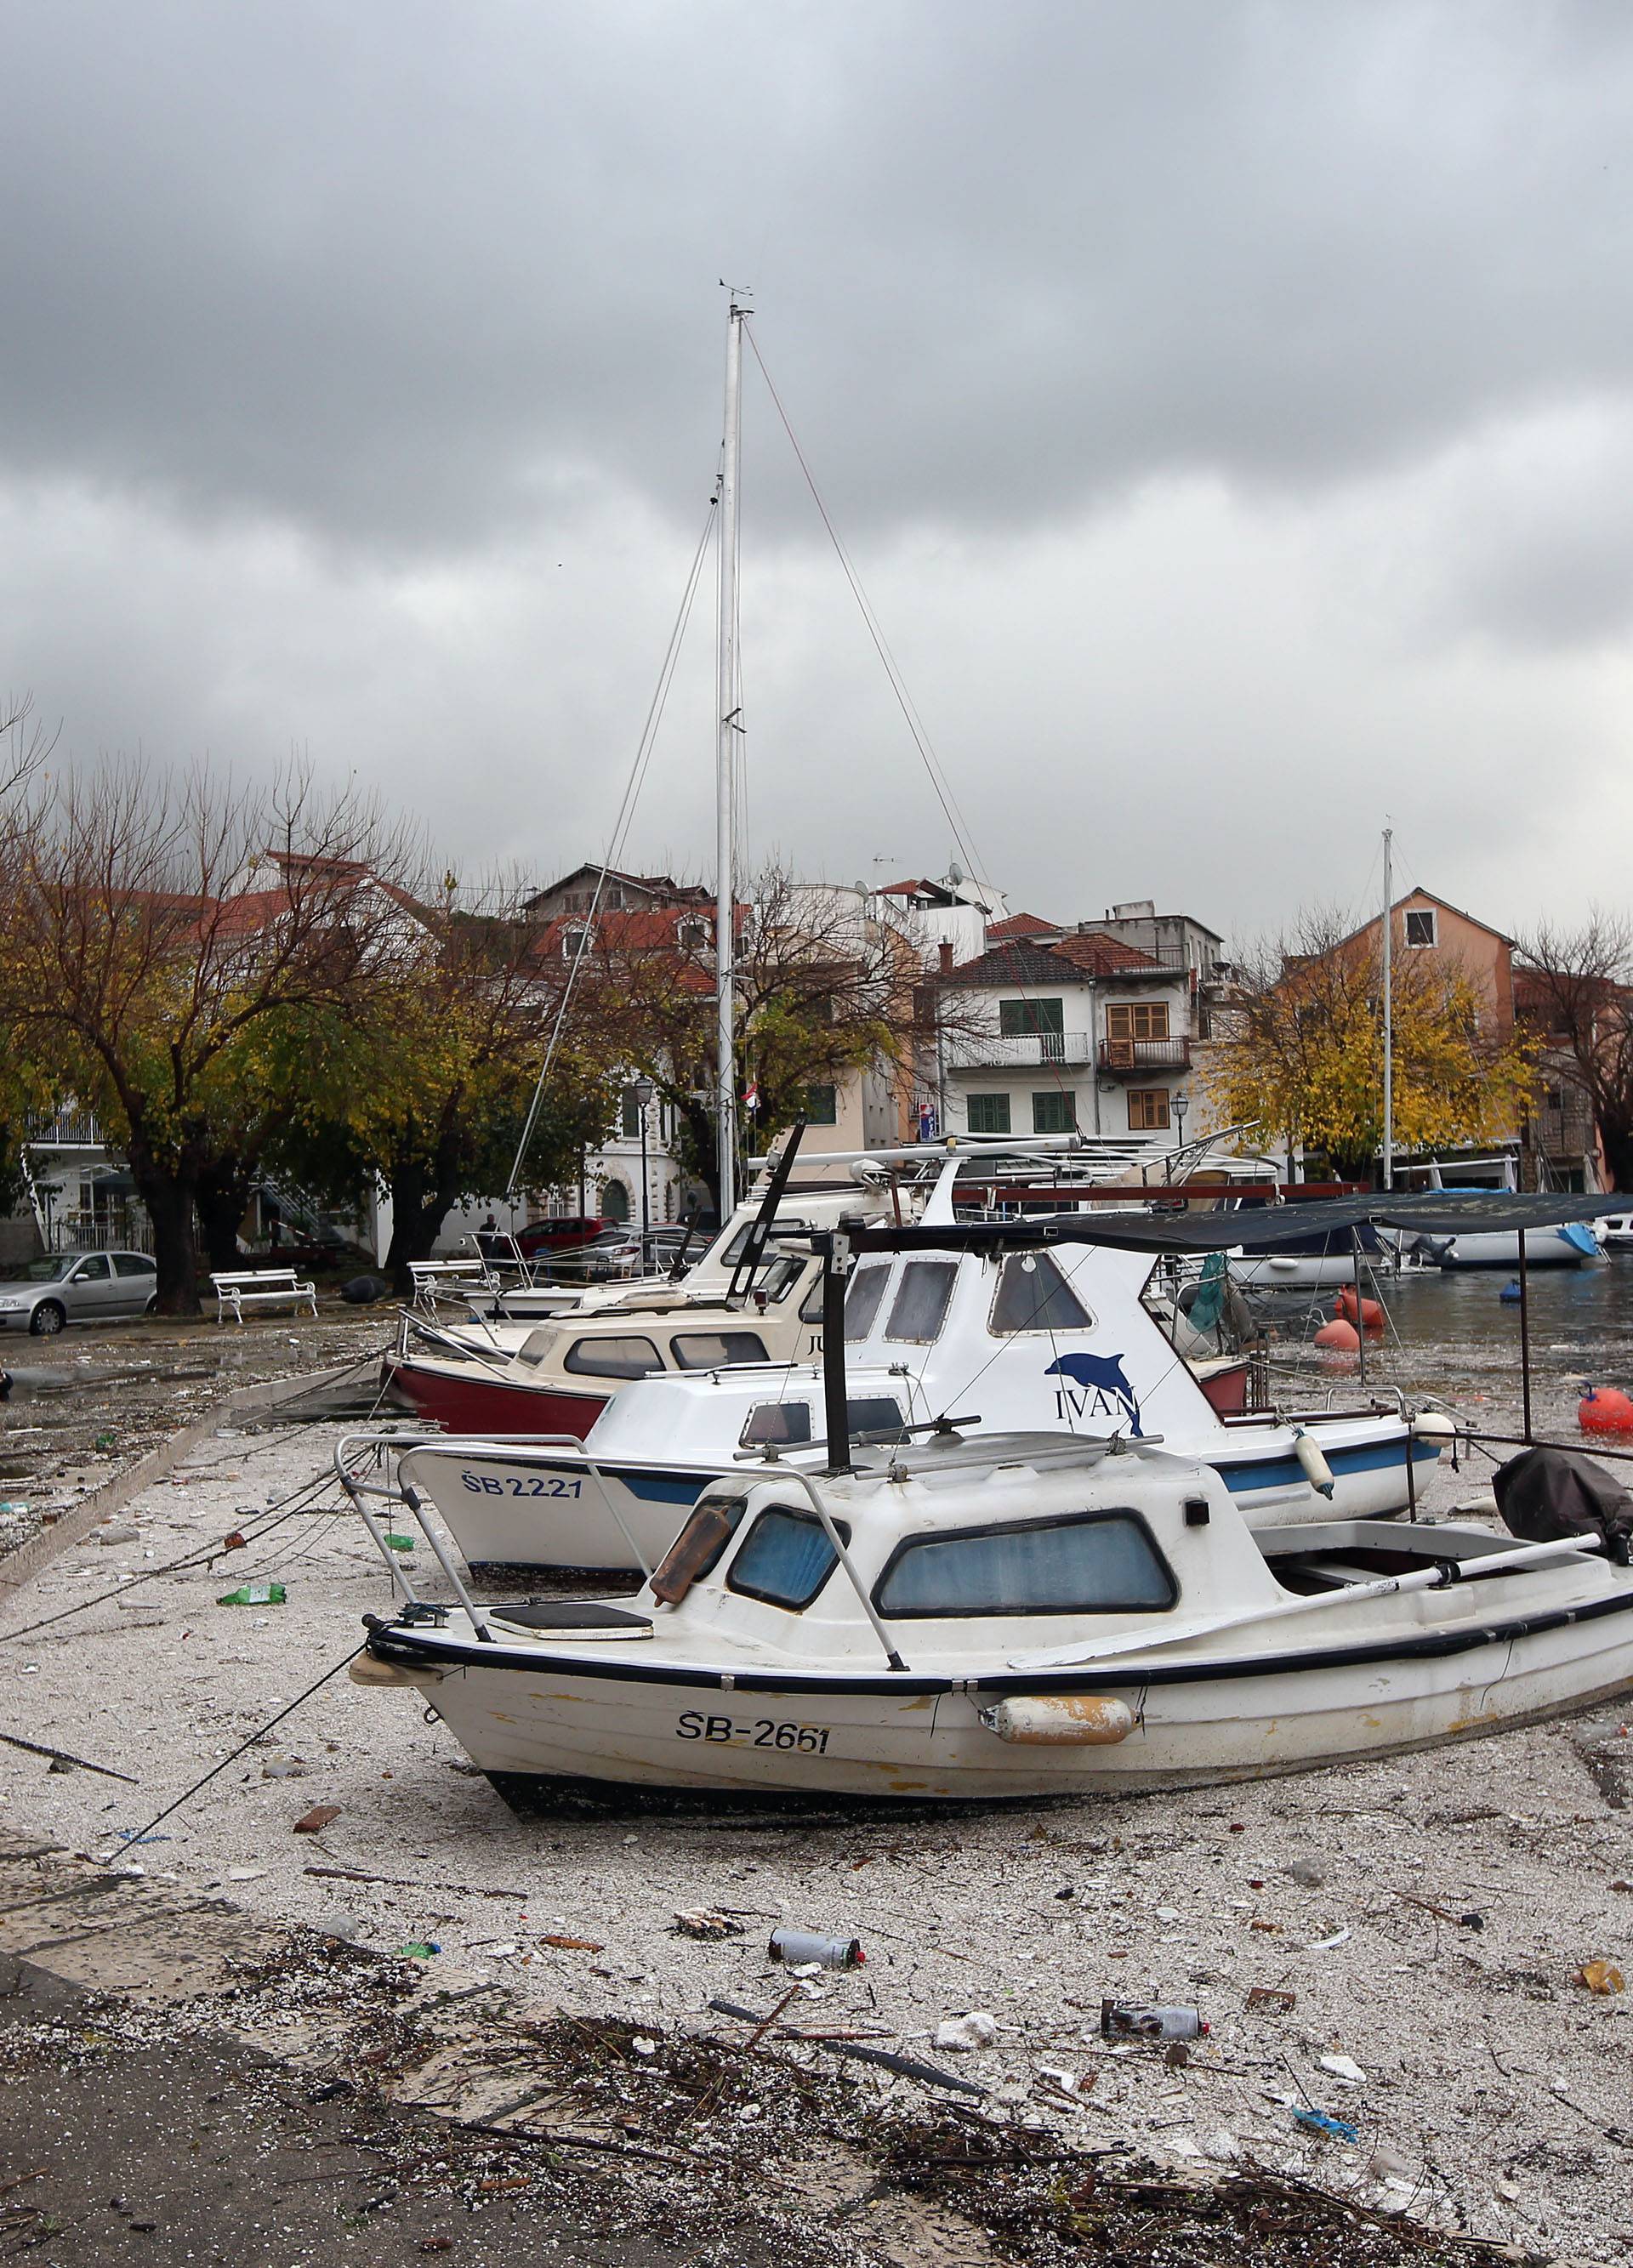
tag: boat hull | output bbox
[384,1357,608,1438]
[374,1589,1633,1802]
[401,1424,1444,1572]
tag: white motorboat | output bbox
[1379,1160,1605,1270]
[350,1191,1459,1572]
[354,1426,1633,1805]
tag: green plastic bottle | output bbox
[216,1581,287,1606]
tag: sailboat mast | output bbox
[715,301,744,1219]
[1381,825,1394,1191]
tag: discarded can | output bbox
[768,1926,864,1970]
[217,1582,287,1606]
[1100,1998,1208,2041]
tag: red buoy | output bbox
[1314,1318,1361,1353]
[1333,1287,1386,1333]
[1579,1384,1633,1435]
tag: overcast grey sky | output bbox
[4,1,1633,943]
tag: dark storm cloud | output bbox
[4,2,1633,558]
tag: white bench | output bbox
[407,1258,498,1313]
[211,1267,318,1325]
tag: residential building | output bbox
[937,930,1202,1142]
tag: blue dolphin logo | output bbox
[1045,1351,1143,1437]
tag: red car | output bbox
[515,1214,612,1259]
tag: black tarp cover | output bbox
[837,1190,1612,1259]
[1493,1445,1633,1565]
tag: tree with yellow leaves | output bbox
[1208,908,1538,1181]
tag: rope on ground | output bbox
[109,1639,367,1852]
[0,1464,344,1646]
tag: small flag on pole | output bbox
[743,1077,760,1115]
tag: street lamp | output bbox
[633,1076,657,1270]
[1170,1089,1189,1151]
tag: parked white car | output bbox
[0,1250,159,1334]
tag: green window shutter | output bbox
[999,998,1064,1037]
[1032,1090,1076,1134]
[967,1093,1011,1134]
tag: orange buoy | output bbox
[1333,1287,1386,1333]
[1314,1318,1361,1353]
[1579,1384,1633,1435]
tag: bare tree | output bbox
[1517,914,1633,1190]
[0,759,415,1311]
[564,866,926,1213]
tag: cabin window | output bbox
[873,1510,1176,1619]
[740,1401,815,1447]
[515,1329,558,1367]
[1403,907,1437,947]
[721,1219,812,1265]
[1107,1001,1169,1042]
[967,1093,1011,1134]
[670,1330,769,1370]
[760,1256,805,1302]
[989,1253,1093,1335]
[1032,1090,1076,1134]
[727,1505,851,1609]
[842,1263,892,1340]
[884,1260,958,1343]
[846,1395,908,1443]
[561,1333,662,1378]
[1127,1088,1170,1131]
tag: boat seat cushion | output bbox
[490,1601,655,1633]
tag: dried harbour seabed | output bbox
[0,1302,1629,2264]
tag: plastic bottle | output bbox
[1100,1998,1208,2041]
[216,1581,287,1606]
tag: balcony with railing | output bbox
[27,1107,107,1148]
[1097,1037,1192,1077]
[944,1030,1095,1071]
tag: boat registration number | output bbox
[458,1473,583,1498]
[675,1712,831,1754]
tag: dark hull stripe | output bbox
[366,1582,1633,1698]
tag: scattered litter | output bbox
[538,1934,606,1953]
[1319,2053,1368,2085]
[1246,1987,1298,2014]
[0,1731,138,1783]
[1154,1905,1181,1923]
[1303,1926,1351,1951]
[293,1804,343,1834]
[307,2078,355,2103]
[383,1533,415,1553]
[396,1941,441,1958]
[935,2010,999,2052]
[711,1998,986,2098]
[261,1759,310,1780]
[768,1927,863,1969]
[217,1582,287,1607]
[631,2036,657,2056]
[1573,1958,1624,1995]
[227,1867,267,1883]
[1101,1999,1208,2041]
[477,1941,521,1959]
[1283,1855,1330,1889]
[672,1909,746,1941]
[221,1531,248,1551]
[94,1526,140,1547]
[1292,2106,1360,2143]
[1035,2065,1081,2098]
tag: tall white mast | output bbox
[715,299,745,1218]
[1381,825,1394,1190]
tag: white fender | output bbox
[980,1694,1135,1746]
[1292,1424,1336,1499]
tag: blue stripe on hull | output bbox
[1220,1440,1441,1495]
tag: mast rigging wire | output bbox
[506,489,720,1199]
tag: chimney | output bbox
[938,941,954,977]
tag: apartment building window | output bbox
[620,1086,644,1138]
[1404,908,1437,947]
[804,1083,839,1124]
[1032,1090,1076,1134]
[1000,997,1065,1060]
[967,1093,1011,1134]
[1127,1089,1170,1131]
[1106,1001,1169,1043]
